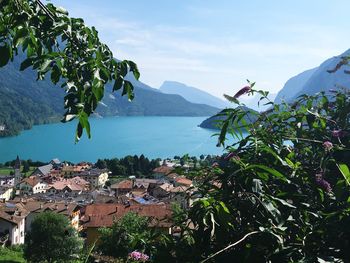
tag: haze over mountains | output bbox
[159,81,229,109]
[200,49,350,130]
[1,48,350,136]
[275,49,350,103]
[0,54,219,136]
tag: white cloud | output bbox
[60,12,350,97]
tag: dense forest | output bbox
[95,155,161,177]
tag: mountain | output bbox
[0,56,219,137]
[99,83,220,117]
[274,68,317,103]
[199,106,258,130]
[159,81,229,109]
[275,49,350,103]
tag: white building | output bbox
[18,176,47,195]
[0,202,28,245]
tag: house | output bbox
[152,183,174,198]
[111,180,133,196]
[0,186,14,201]
[50,158,61,169]
[169,186,190,210]
[79,169,109,188]
[46,177,89,194]
[134,179,161,195]
[31,164,53,177]
[152,165,174,179]
[166,173,180,184]
[61,165,86,177]
[0,202,28,245]
[174,177,192,187]
[152,184,190,209]
[18,176,48,195]
[23,201,82,231]
[82,203,173,246]
[0,175,15,186]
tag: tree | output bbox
[95,159,107,169]
[98,212,152,258]
[24,212,82,263]
[22,160,30,173]
[0,0,139,141]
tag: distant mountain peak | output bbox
[159,81,229,109]
[275,49,350,103]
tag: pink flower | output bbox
[129,251,149,262]
[322,141,333,151]
[233,86,251,99]
[331,130,345,138]
[315,173,332,193]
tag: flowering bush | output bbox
[156,86,350,262]
[128,251,149,262]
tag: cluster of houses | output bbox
[0,156,196,247]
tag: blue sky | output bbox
[51,0,350,99]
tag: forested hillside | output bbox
[0,55,219,137]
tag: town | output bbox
[0,155,211,248]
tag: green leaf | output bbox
[123,80,134,101]
[0,45,10,67]
[20,57,34,71]
[128,60,140,80]
[113,76,123,91]
[13,27,28,47]
[51,65,61,84]
[75,122,83,142]
[337,163,350,186]
[246,164,288,182]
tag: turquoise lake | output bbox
[0,116,224,163]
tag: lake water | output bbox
[0,116,224,163]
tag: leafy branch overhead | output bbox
[0,0,140,141]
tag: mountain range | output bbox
[159,81,229,109]
[275,49,350,103]
[1,48,349,136]
[0,54,220,137]
[200,49,350,130]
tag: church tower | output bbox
[14,155,22,185]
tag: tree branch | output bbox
[200,231,260,263]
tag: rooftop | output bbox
[82,203,172,228]
[110,180,133,190]
[152,166,174,175]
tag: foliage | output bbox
[96,155,160,176]
[0,0,139,141]
[155,86,350,262]
[24,212,82,263]
[0,246,25,263]
[98,212,156,259]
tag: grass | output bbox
[0,167,13,175]
[0,166,36,177]
[0,247,26,263]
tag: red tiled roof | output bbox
[175,177,192,186]
[152,166,174,175]
[166,173,180,179]
[110,180,133,190]
[21,176,41,187]
[83,203,172,228]
[0,202,29,225]
[22,201,80,216]
[47,177,88,191]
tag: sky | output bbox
[51,0,350,99]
